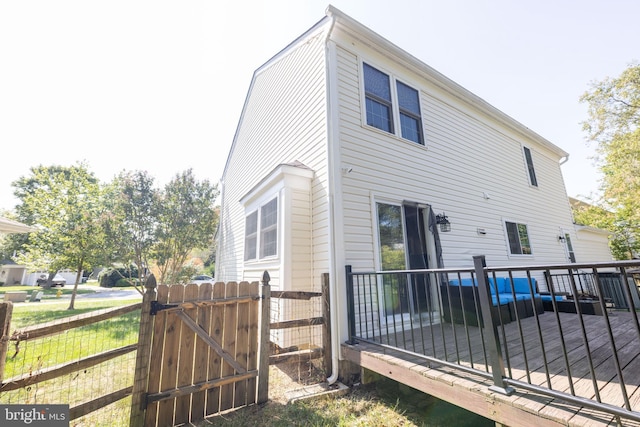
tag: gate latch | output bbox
[150,301,179,315]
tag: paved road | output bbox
[45,284,142,301]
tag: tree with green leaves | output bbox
[579,63,640,259]
[106,170,161,293]
[12,163,106,309]
[154,169,219,285]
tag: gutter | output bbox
[559,155,569,165]
[323,9,340,385]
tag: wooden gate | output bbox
[130,273,270,427]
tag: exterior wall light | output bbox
[558,235,566,242]
[436,213,451,232]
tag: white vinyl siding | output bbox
[217,27,329,292]
[334,40,576,270]
[573,228,614,263]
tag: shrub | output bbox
[115,278,134,287]
[99,266,139,288]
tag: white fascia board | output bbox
[239,163,314,207]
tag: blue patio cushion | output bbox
[509,277,537,294]
[449,277,506,295]
[492,294,514,305]
[492,277,509,294]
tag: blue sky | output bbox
[1,0,638,211]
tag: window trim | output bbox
[504,219,533,256]
[244,196,279,262]
[244,210,258,261]
[259,197,278,259]
[361,61,425,146]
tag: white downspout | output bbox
[323,13,340,385]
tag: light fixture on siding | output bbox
[435,213,451,232]
[558,235,566,242]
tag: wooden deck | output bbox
[342,310,640,426]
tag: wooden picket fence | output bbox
[130,273,271,426]
[0,272,331,427]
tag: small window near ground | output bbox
[523,147,538,187]
[506,221,532,255]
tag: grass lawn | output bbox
[8,298,142,330]
[199,368,493,427]
[2,296,490,426]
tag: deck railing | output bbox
[345,256,640,423]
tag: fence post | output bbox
[129,274,158,427]
[473,256,514,396]
[321,273,332,377]
[0,302,13,384]
[257,271,271,404]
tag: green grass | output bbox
[0,285,96,299]
[2,298,141,384]
[199,378,493,427]
[8,298,141,330]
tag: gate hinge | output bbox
[150,301,179,315]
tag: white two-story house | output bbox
[215,5,611,375]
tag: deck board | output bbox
[343,311,640,426]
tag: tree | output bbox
[580,63,640,259]
[106,171,161,293]
[12,164,106,308]
[154,169,219,284]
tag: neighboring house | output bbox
[568,197,614,262]
[0,216,36,285]
[215,7,612,360]
[0,259,27,286]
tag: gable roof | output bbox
[222,5,569,179]
[325,5,569,159]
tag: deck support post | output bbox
[345,265,357,345]
[473,255,515,396]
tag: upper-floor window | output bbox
[363,63,393,133]
[505,221,532,255]
[523,146,538,187]
[363,63,424,145]
[244,196,278,261]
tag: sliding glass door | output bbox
[376,201,440,319]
